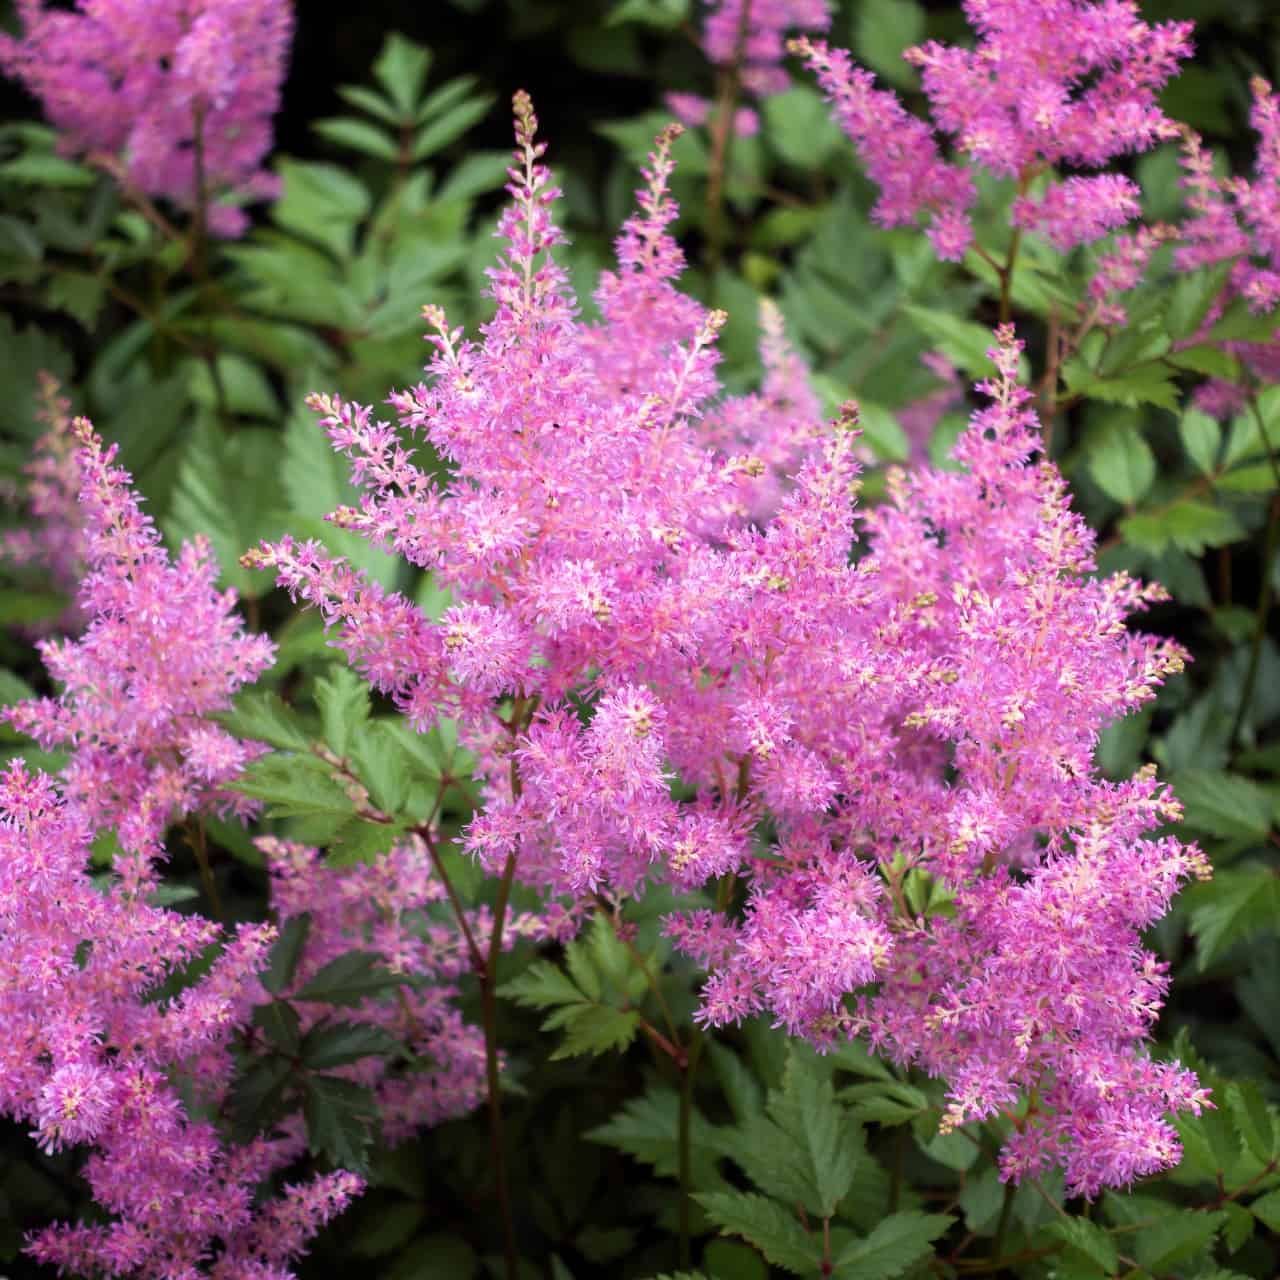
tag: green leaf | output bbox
[854,0,925,89]
[261,913,313,995]
[230,1055,294,1135]
[1120,501,1245,557]
[336,84,403,126]
[546,1005,640,1060]
[1133,1210,1225,1271]
[295,951,403,1005]
[232,754,354,826]
[903,306,1009,380]
[832,1212,953,1280]
[607,0,690,28]
[373,33,432,116]
[1222,1201,1255,1253]
[1048,1218,1118,1274]
[165,426,286,597]
[280,407,400,590]
[350,1201,426,1257]
[303,1074,378,1171]
[1088,426,1156,505]
[500,960,587,1011]
[838,1080,929,1126]
[313,117,400,162]
[1180,409,1222,474]
[1188,867,1280,968]
[1250,1188,1280,1231]
[412,92,494,162]
[220,691,311,753]
[1225,1082,1277,1164]
[253,999,302,1052]
[0,151,95,187]
[316,666,372,759]
[763,87,841,169]
[708,1042,765,1125]
[695,1192,822,1275]
[302,1021,401,1069]
[588,1086,724,1181]
[1064,361,1179,411]
[1175,771,1274,842]
[273,160,371,259]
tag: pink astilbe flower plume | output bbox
[0,0,293,236]
[249,96,1209,1195]
[0,763,361,1279]
[1,372,87,630]
[4,418,275,887]
[796,0,1193,258]
[1171,77,1280,412]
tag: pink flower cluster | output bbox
[1172,76,1280,410]
[249,96,1209,1196]
[1,373,86,630]
[4,419,276,889]
[796,0,1192,259]
[0,0,293,236]
[666,0,831,139]
[0,765,360,1280]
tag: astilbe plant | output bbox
[247,93,1211,1199]
[5,419,276,891]
[793,0,1193,260]
[0,420,365,1277]
[0,0,292,235]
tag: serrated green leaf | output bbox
[302,1020,401,1069]
[253,999,302,1051]
[220,691,311,752]
[262,913,313,996]
[1226,1082,1278,1163]
[335,83,403,126]
[904,306,1010,380]
[1188,867,1280,968]
[709,1042,765,1125]
[1065,361,1179,411]
[839,1080,929,1125]
[232,753,354,824]
[1249,1187,1280,1231]
[316,666,371,759]
[588,1086,725,1181]
[546,1004,640,1060]
[303,1074,378,1171]
[1089,426,1156,505]
[1222,1201,1254,1253]
[230,1054,294,1136]
[295,951,403,1005]
[351,1201,426,1257]
[1133,1209,1225,1270]
[695,1192,822,1275]
[500,959,587,1010]
[166,426,286,597]
[832,1211,953,1280]
[1175,771,1274,842]
[1120,500,1245,557]
[1049,1217,1118,1274]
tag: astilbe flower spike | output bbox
[4,418,276,889]
[0,0,293,236]
[795,0,1193,258]
[0,763,361,1279]
[1170,77,1280,412]
[249,96,1210,1196]
[1,372,87,630]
